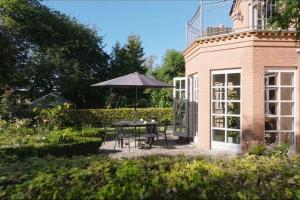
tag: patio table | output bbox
[112,120,159,149]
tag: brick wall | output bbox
[184,33,299,152]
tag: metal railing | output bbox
[186,0,279,46]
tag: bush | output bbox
[1,155,300,199]
[62,108,173,127]
[0,128,104,158]
[248,144,267,156]
[0,138,102,158]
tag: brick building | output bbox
[174,0,300,153]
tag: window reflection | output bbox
[228,73,240,86]
[213,74,225,86]
[213,129,225,142]
[227,88,240,100]
[264,71,295,147]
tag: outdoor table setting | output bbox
[112,119,159,149]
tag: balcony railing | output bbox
[186,0,279,46]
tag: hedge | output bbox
[0,139,102,158]
[1,155,300,199]
[62,108,173,127]
[0,128,104,158]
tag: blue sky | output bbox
[43,0,201,66]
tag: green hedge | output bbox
[0,128,104,158]
[0,139,101,158]
[62,108,173,127]
[1,155,300,199]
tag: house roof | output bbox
[30,93,75,108]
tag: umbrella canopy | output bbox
[91,72,173,88]
[91,72,173,110]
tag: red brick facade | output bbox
[183,31,300,152]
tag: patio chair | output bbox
[114,126,136,150]
[159,124,168,147]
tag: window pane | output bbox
[227,116,240,129]
[265,73,277,86]
[281,87,293,101]
[265,103,277,115]
[212,115,225,128]
[176,91,180,99]
[279,132,294,145]
[281,72,293,86]
[213,88,225,100]
[176,100,185,111]
[175,81,180,89]
[281,102,293,115]
[212,102,225,114]
[265,117,277,130]
[181,91,186,99]
[213,74,225,86]
[227,131,240,144]
[227,88,240,100]
[228,73,240,86]
[265,132,278,145]
[181,80,185,89]
[265,88,277,101]
[175,111,185,122]
[227,102,240,115]
[280,117,293,130]
[212,129,225,142]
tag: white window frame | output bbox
[211,69,242,152]
[173,77,188,137]
[264,68,297,148]
[189,74,199,138]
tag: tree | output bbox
[269,0,300,40]
[0,0,109,108]
[110,34,146,77]
[125,34,147,74]
[149,49,185,107]
[108,34,148,108]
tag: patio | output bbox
[99,128,238,159]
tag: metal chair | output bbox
[159,124,168,147]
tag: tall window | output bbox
[211,70,241,145]
[265,70,296,146]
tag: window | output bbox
[174,78,187,134]
[211,70,241,145]
[265,70,296,146]
[252,0,276,29]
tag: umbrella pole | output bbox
[135,87,137,111]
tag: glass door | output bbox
[188,74,198,138]
[173,77,188,137]
[211,69,242,152]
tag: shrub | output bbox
[62,108,173,127]
[0,137,103,158]
[248,144,267,156]
[0,128,104,158]
[33,104,71,130]
[1,155,300,200]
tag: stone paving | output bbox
[99,130,238,159]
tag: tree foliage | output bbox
[0,0,109,108]
[107,35,148,108]
[149,49,185,107]
[269,0,300,40]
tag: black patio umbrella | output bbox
[91,72,173,110]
